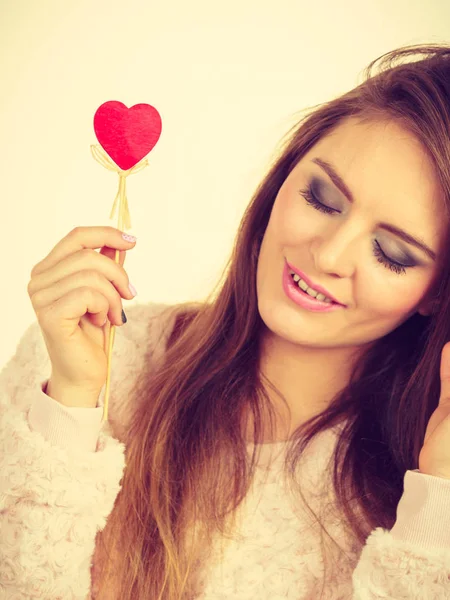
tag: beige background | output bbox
[1,0,449,367]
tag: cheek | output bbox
[358,273,429,317]
[272,185,316,242]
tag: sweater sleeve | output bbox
[351,469,450,598]
[27,380,104,453]
[0,301,179,599]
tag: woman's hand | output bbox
[418,341,450,479]
[27,226,137,406]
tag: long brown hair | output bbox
[94,43,450,599]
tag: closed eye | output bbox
[298,185,415,276]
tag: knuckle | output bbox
[70,226,82,237]
[79,285,95,302]
[30,262,42,278]
[31,288,44,306]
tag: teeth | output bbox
[289,271,333,303]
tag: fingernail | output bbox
[121,309,127,324]
[122,233,137,243]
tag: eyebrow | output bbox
[312,157,436,261]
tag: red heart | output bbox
[93,101,162,171]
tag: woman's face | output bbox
[256,117,446,351]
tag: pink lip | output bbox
[285,259,345,306]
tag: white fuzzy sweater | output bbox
[1,301,450,599]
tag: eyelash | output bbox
[299,186,408,276]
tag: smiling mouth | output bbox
[288,270,337,304]
[285,259,345,305]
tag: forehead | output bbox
[296,116,447,248]
[307,117,435,182]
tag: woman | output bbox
[2,43,450,599]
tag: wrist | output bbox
[45,378,101,409]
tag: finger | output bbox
[30,226,134,278]
[439,341,450,405]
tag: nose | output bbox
[311,222,360,278]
